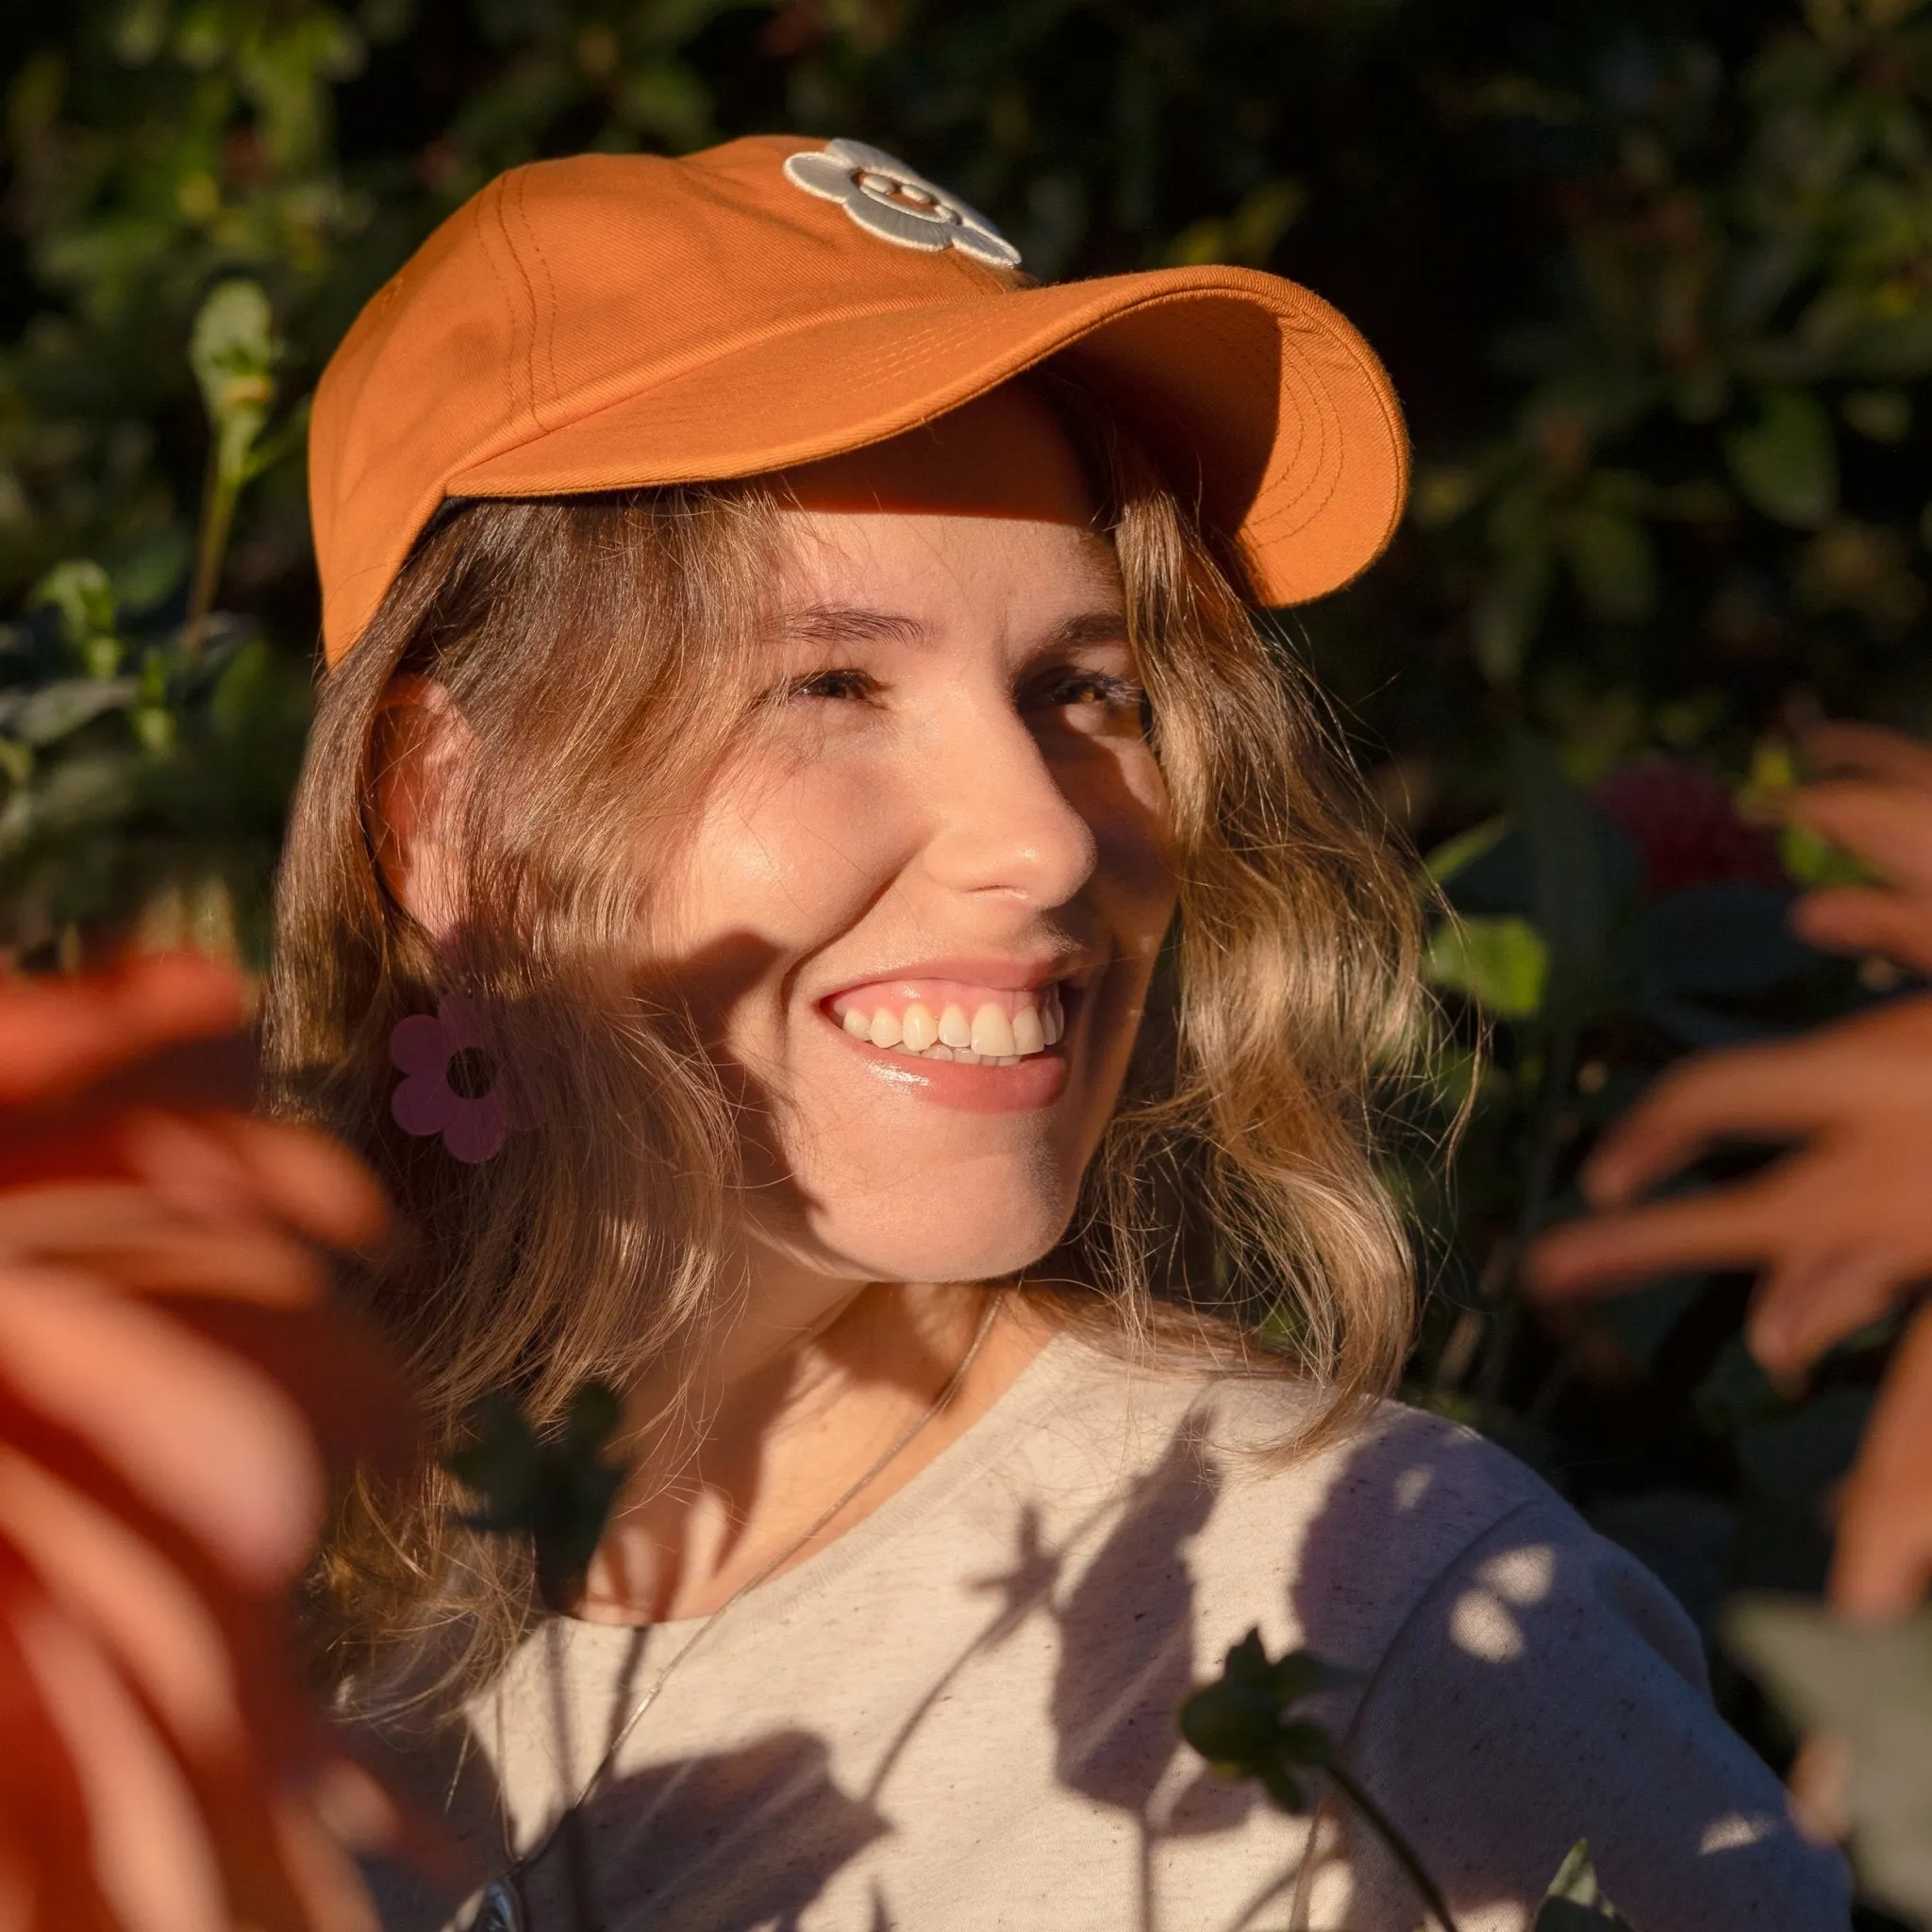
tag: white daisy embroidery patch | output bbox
[784,139,1022,269]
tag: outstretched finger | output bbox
[161,1295,418,1488]
[1529,1183,1790,1299]
[1788,782,1932,895]
[1579,1048,1829,1208]
[1804,721,1932,793]
[0,1183,329,1309]
[1831,1301,1932,1620]
[0,1482,327,1932]
[1748,1247,1916,1376]
[8,1547,236,1932]
[1791,886,1932,975]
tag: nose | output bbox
[917,697,1098,910]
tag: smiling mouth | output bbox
[825,979,1069,1066]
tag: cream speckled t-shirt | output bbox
[363,1335,1849,1932]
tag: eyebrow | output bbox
[777,604,1130,652]
[781,604,929,648]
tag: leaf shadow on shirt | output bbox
[1273,1416,1589,1930]
[1267,1412,1842,1932]
[1051,1428,1250,1829]
[370,1392,1346,1932]
[458,1724,890,1932]
[864,1417,1259,1931]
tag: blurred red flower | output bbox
[1591,757,1786,899]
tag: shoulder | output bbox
[1022,1339,1588,1671]
[1017,1342,1724,1742]
[1022,1349,1848,1925]
[1100,1365,1848,1927]
[1191,1371,1619,1674]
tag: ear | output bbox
[370,675,476,936]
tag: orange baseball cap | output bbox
[309,134,1408,666]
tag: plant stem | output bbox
[1476,1023,1577,1420]
[1325,1760,1463,1932]
[182,454,237,665]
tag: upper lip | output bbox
[816,951,1099,1004]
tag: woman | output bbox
[272,137,1847,1928]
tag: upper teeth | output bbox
[832,984,1065,1065]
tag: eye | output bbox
[791,667,877,703]
[1030,667,1150,737]
[1042,670,1137,706]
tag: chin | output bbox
[811,1191,1076,1288]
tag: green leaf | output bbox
[1841,388,1911,443]
[1777,821,1870,890]
[189,280,279,481]
[1423,816,1507,888]
[1177,1674,1283,1769]
[1178,1629,1355,1813]
[1724,388,1838,529]
[1724,1596,1932,1923]
[31,560,122,677]
[565,1378,623,1453]
[1168,178,1307,267]
[1257,1763,1309,1813]
[1559,507,1657,623]
[1426,913,1550,1019]
[446,1391,542,1533]
[1534,1840,1634,1928]
[1733,1387,1873,1502]
[105,525,192,617]
[1589,1274,1706,1369]
[1273,1720,1336,1766]
[9,677,140,747]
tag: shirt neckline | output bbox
[558,1325,1087,1650]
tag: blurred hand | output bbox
[0,953,416,1932]
[1785,720,1932,976]
[1530,723,1932,1621]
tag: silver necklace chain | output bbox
[478,1293,1005,1932]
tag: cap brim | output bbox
[445,263,1407,610]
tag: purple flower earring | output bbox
[390,994,512,1164]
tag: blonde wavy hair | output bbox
[264,375,1427,1715]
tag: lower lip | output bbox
[825,1021,1070,1113]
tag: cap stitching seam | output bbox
[1174,307,1342,533]
[510,168,564,418]
[475,179,530,432]
[496,171,549,433]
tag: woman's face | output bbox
[657,385,1176,1290]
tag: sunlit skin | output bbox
[377,386,1177,1622]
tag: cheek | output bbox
[658,760,907,1029]
[1083,741,1177,950]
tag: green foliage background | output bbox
[6,0,1932,1919]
